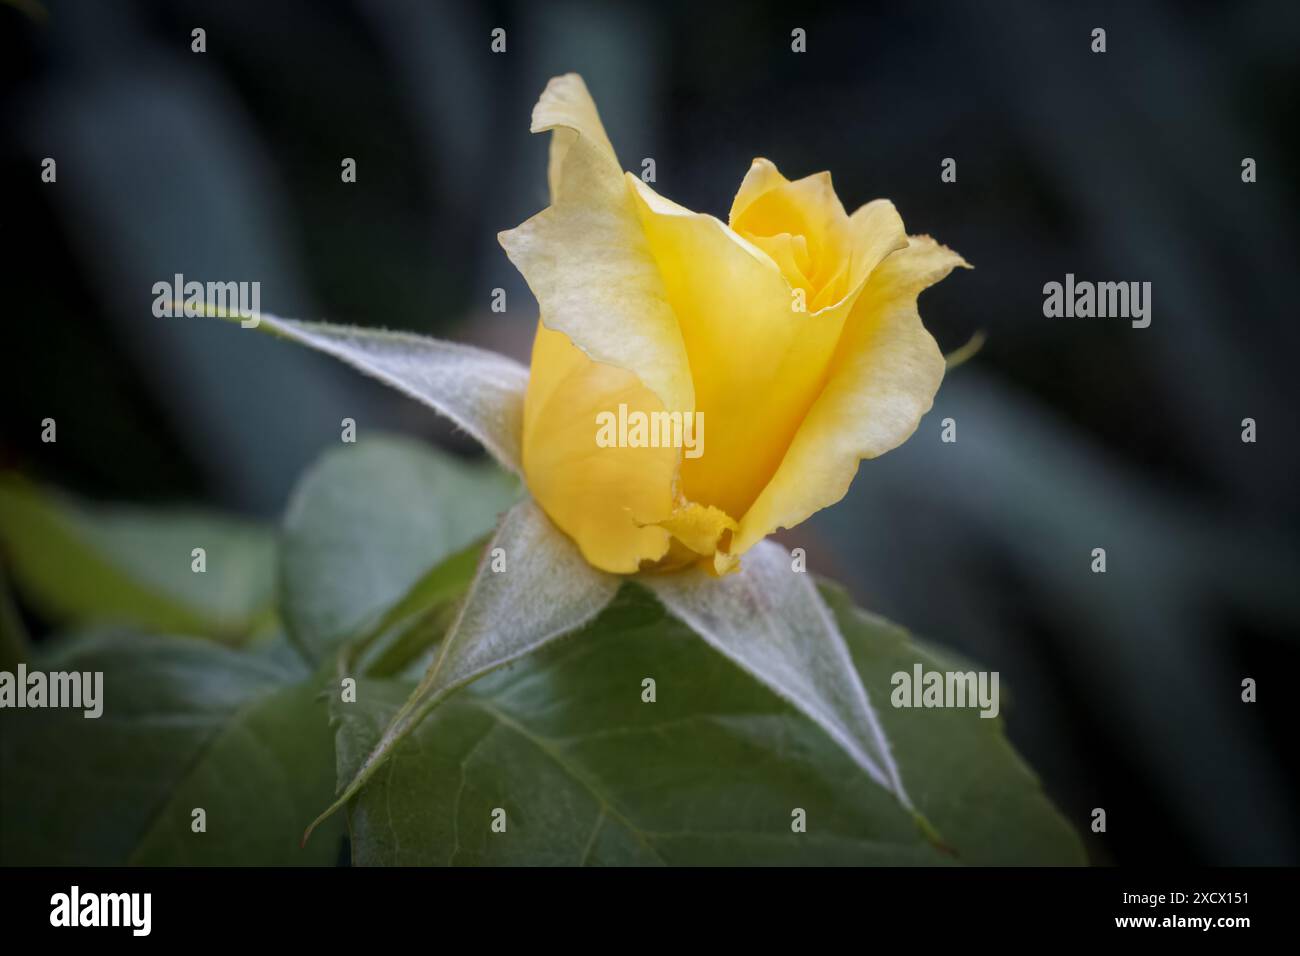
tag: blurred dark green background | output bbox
[2,0,1297,864]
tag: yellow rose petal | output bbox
[732,236,969,555]
[522,322,676,573]
[529,72,618,201]
[499,74,694,419]
[847,198,910,288]
[730,161,856,299]
[729,157,789,221]
[655,501,736,558]
[628,175,865,526]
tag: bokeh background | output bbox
[2,0,1297,865]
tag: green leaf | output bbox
[334,583,1084,865]
[0,569,30,670]
[307,498,619,841]
[223,312,531,474]
[648,540,906,804]
[0,632,342,866]
[350,537,485,679]
[0,475,276,643]
[280,436,518,663]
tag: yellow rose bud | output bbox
[501,75,968,576]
